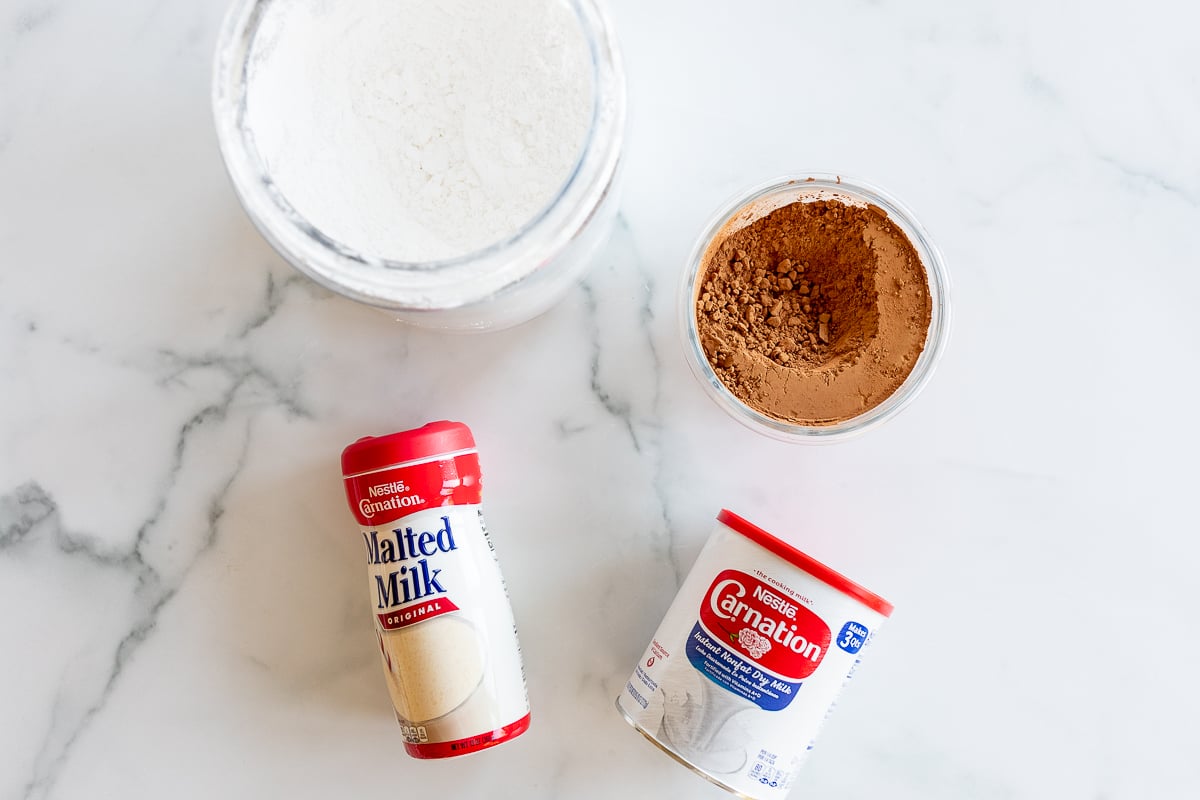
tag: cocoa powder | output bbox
[695,198,932,426]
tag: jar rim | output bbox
[212,0,626,311]
[679,173,953,443]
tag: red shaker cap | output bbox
[341,421,477,478]
[718,509,894,617]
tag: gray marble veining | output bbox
[2,0,1199,798]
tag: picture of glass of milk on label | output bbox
[660,570,831,767]
[366,518,486,730]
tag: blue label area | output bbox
[836,621,869,654]
[685,623,801,711]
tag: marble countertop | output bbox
[3,1,1198,798]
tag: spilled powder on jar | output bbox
[244,0,593,262]
[696,198,932,425]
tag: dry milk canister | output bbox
[616,509,892,798]
[341,421,530,758]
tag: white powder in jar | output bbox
[243,0,594,263]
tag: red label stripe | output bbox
[404,714,531,760]
[377,597,460,630]
[343,453,484,527]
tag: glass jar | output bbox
[679,174,952,442]
[212,0,626,332]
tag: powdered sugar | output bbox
[244,0,594,262]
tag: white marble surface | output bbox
[2,0,1199,798]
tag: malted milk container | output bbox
[342,421,529,758]
[616,509,893,798]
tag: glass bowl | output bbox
[679,173,952,443]
[212,0,626,332]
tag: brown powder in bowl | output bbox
[695,198,932,426]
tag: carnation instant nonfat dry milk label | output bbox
[343,422,530,759]
[617,510,891,799]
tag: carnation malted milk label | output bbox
[342,421,529,759]
[617,510,892,799]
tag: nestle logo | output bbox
[369,479,408,498]
[699,569,831,680]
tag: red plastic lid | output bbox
[717,509,894,617]
[341,421,476,478]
